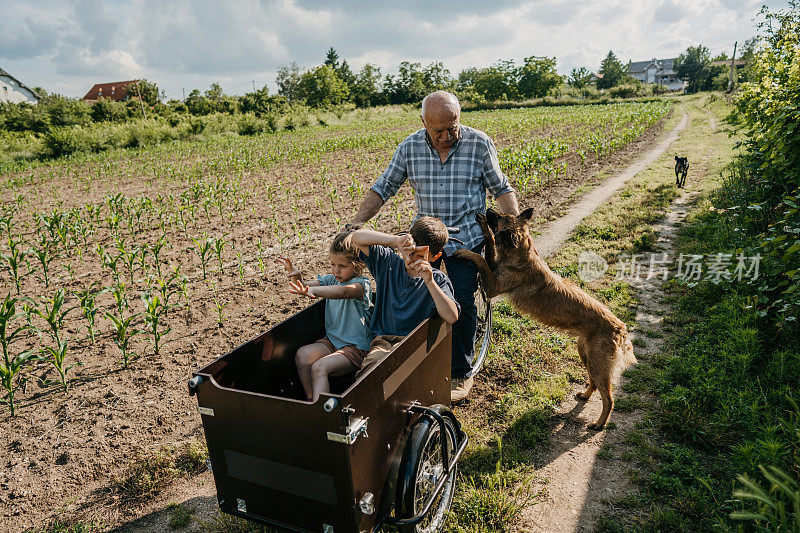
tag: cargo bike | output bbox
[188,277,492,533]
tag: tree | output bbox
[568,67,592,88]
[518,56,562,98]
[297,65,350,107]
[473,60,519,101]
[336,59,357,97]
[90,97,128,122]
[351,64,382,107]
[422,61,453,92]
[276,62,303,103]
[324,47,340,70]
[133,79,162,106]
[241,86,287,116]
[674,45,723,93]
[456,68,480,91]
[597,51,629,89]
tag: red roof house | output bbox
[82,80,138,102]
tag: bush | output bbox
[236,113,266,135]
[608,84,640,98]
[90,97,128,122]
[40,126,89,158]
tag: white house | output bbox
[628,58,685,91]
[0,67,40,104]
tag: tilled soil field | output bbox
[0,103,671,531]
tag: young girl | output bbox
[278,232,373,402]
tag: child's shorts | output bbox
[315,337,368,368]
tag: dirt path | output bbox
[534,110,688,259]
[519,106,713,532]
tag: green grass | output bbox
[116,442,208,502]
[582,94,800,532]
[167,503,196,529]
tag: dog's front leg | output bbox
[476,212,497,269]
[451,249,502,298]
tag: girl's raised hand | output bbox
[277,256,302,281]
[289,279,316,298]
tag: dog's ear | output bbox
[675,155,679,161]
[518,207,534,223]
[485,209,500,232]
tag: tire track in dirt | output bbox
[519,106,713,532]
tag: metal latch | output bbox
[327,416,369,445]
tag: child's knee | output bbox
[296,346,313,366]
[310,359,328,379]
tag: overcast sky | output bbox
[0,0,788,100]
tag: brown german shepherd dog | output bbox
[452,208,636,430]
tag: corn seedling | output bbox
[98,244,122,284]
[41,339,79,391]
[256,238,266,276]
[212,235,227,274]
[0,209,13,240]
[0,295,36,416]
[106,310,140,368]
[192,236,213,280]
[141,294,171,356]
[150,237,167,279]
[155,265,186,316]
[33,289,76,346]
[134,246,148,277]
[73,282,106,343]
[1,238,28,294]
[210,282,227,327]
[30,239,53,287]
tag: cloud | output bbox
[0,0,783,98]
[653,0,686,24]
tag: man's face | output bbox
[421,110,460,152]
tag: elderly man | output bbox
[350,90,519,402]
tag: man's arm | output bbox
[496,191,520,216]
[350,190,385,225]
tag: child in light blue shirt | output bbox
[278,232,373,402]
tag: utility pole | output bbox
[729,41,738,92]
[136,80,147,120]
[252,80,256,92]
[182,88,186,102]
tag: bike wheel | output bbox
[471,280,492,376]
[396,406,459,533]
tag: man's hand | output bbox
[277,256,302,282]
[288,279,316,298]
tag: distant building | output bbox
[83,80,138,103]
[628,58,685,91]
[710,59,748,71]
[588,72,603,85]
[0,67,40,104]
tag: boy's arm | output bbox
[351,229,413,257]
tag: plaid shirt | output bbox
[372,125,515,254]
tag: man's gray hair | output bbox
[421,91,460,116]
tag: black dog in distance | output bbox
[674,156,689,188]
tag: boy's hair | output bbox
[410,217,448,255]
[330,231,365,273]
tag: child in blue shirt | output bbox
[278,232,373,402]
[351,217,459,372]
